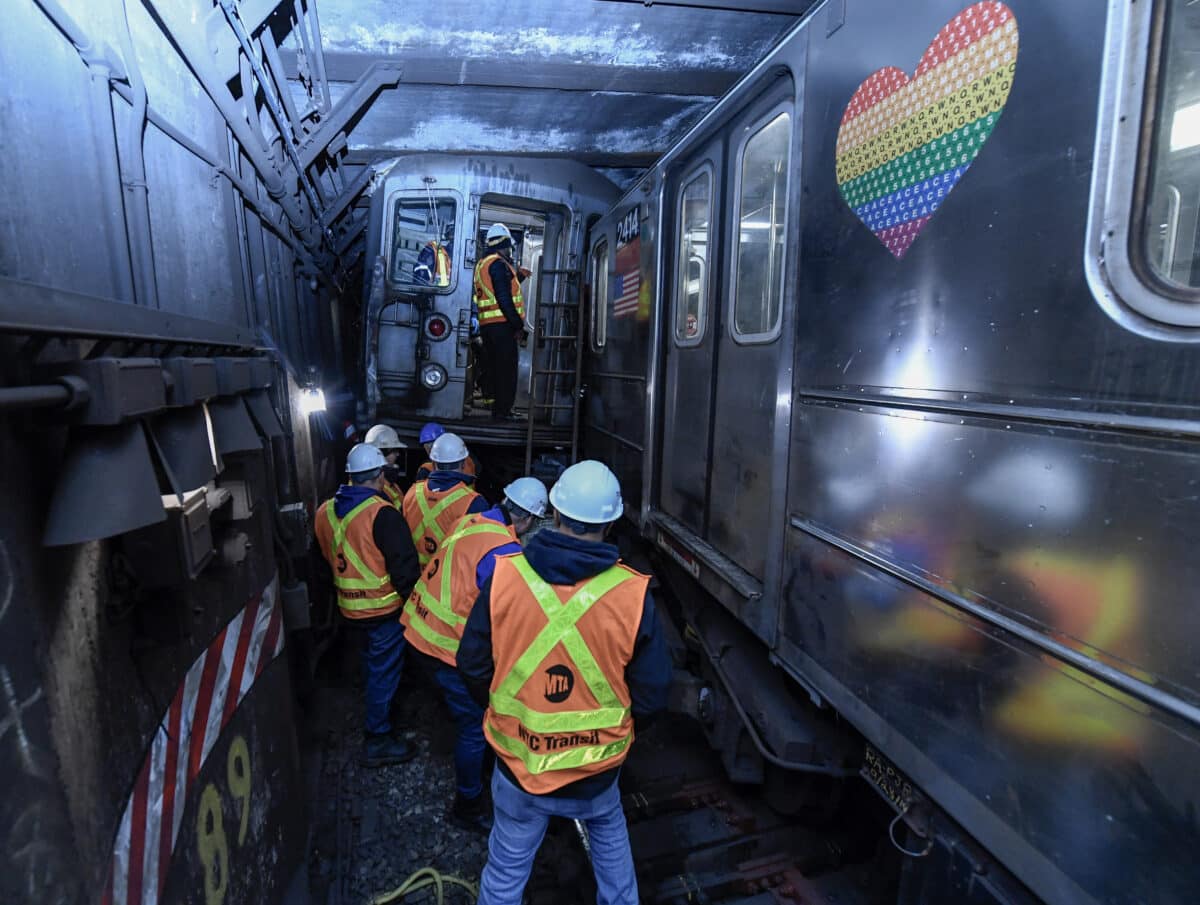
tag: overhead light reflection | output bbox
[299,387,326,415]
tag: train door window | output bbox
[731,110,791,343]
[389,195,458,292]
[1090,0,1200,334]
[674,166,713,346]
[590,239,610,350]
[1140,0,1200,300]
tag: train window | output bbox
[674,168,712,346]
[389,196,457,291]
[731,111,791,342]
[1139,0,1200,297]
[590,239,609,351]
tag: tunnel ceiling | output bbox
[285,0,812,188]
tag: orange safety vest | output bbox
[314,496,402,620]
[417,458,477,482]
[402,479,483,566]
[383,480,404,509]
[473,253,525,325]
[483,553,649,794]
[401,514,517,666]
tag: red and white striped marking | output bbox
[101,577,285,905]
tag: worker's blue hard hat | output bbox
[419,422,445,444]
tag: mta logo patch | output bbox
[544,665,574,703]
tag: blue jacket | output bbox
[458,527,671,798]
[473,506,522,590]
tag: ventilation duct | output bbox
[43,423,165,547]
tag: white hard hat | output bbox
[430,432,469,465]
[549,460,623,524]
[485,223,513,247]
[504,477,548,518]
[346,442,387,475]
[364,423,404,450]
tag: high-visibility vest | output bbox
[314,496,401,620]
[473,253,525,325]
[401,515,517,666]
[483,553,649,794]
[417,458,477,482]
[433,243,451,286]
[402,480,481,566]
[383,480,404,509]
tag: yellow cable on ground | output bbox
[370,867,480,905]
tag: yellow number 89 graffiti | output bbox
[197,735,252,905]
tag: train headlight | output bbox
[419,362,448,391]
[424,313,452,342]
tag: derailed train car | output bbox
[360,155,618,443]
[585,1,1200,903]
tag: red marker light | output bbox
[428,317,447,337]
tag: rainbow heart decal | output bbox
[835,2,1019,259]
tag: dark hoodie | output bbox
[332,484,421,619]
[458,528,671,798]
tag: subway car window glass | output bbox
[591,239,609,350]
[390,196,457,290]
[675,170,712,344]
[733,112,790,340]
[1142,0,1200,295]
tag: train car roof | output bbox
[284,0,816,191]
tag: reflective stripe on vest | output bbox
[322,498,400,617]
[473,253,525,324]
[409,484,473,563]
[486,557,636,777]
[383,481,404,508]
[403,519,514,661]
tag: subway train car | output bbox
[584,1,1200,904]
[360,155,619,446]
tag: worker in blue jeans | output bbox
[459,461,670,905]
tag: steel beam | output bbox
[322,164,373,228]
[595,0,809,14]
[297,63,402,171]
[281,50,736,98]
[345,147,661,169]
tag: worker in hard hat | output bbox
[414,222,453,287]
[473,222,529,422]
[401,476,550,833]
[364,422,407,507]
[402,432,488,567]
[315,444,422,767]
[416,421,476,482]
[458,461,670,905]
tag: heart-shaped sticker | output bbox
[835,2,1019,259]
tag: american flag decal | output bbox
[101,576,285,905]
[613,235,641,319]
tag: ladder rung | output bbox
[530,403,574,410]
[534,369,576,376]
[539,334,577,341]
[536,301,580,308]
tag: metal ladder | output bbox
[524,266,583,473]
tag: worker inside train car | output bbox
[473,223,531,422]
[416,421,477,482]
[364,423,408,507]
[414,222,453,287]
[400,476,550,833]
[315,444,422,768]
[402,432,489,567]
[458,461,671,905]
